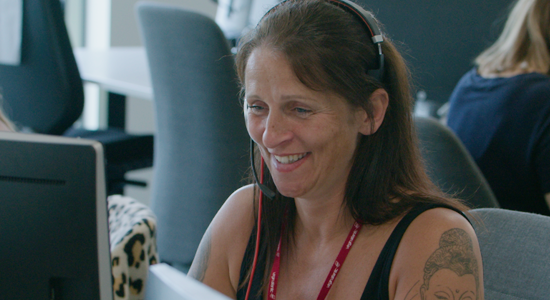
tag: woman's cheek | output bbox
[246,116,264,141]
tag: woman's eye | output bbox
[247,104,265,112]
[294,107,312,115]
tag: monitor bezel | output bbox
[0,131,112,300]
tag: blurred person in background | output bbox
[446,0,550,215]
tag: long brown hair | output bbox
[235,0,468,293]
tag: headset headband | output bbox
[260,0,385,81]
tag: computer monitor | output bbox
[0,131,112,300]
[144,263,231,300]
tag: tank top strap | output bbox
[237,203,469,300]
[237,225,265,300]
[361,203,470,300]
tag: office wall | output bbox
[354,0,510,105]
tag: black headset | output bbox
[261,0,385,82]
[330,0,385,82]
[250,0,385,200]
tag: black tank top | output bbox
[236,203,470,300]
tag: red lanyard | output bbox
[268,221,363,300]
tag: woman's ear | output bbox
[358,88,389,135]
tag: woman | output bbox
[446,0,550,215]
[189,1,483,299]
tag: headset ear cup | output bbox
[329,0,385,81]
[367,49,385,81]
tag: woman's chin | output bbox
[274,184,305,199]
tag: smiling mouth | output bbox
[274,153,308,164]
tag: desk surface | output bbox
[74,47,153,100]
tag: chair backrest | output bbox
[471,208,550,299]
[137,2,250,271]
[415,116,499,208]
[0,0,83,135]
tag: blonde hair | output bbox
[475,0,550,75]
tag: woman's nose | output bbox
[262,111,293,149]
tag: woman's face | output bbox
[244,47,368,200]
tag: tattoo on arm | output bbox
[404,281,420,300]
[188,227,212,282]
[406,228,480,300]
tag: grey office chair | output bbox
[471,208,550,299]
[415,116,499,208]
[137,2,249,272]
[0,0,154,195]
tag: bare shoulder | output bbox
[390,207,484,300]
[214,184,257,231]
[187,184,257,298]
[208,184,257,250]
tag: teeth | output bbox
[274,153,307,164]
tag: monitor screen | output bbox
[0,131,113,300]
[144,263,231,300]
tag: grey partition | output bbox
[137,2,250,272]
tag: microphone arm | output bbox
[250,139,276,199]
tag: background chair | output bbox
[0,0,153,195]
[471,208,550,299]
[137,2,250,273]
[415,116,499,208]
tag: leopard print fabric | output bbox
[108,195,159,300]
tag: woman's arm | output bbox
[391,208,484,300]
[188,185,256,299]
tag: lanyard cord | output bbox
[244,157,266,300]
[269,221,363,300]
[244,149,362,300]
